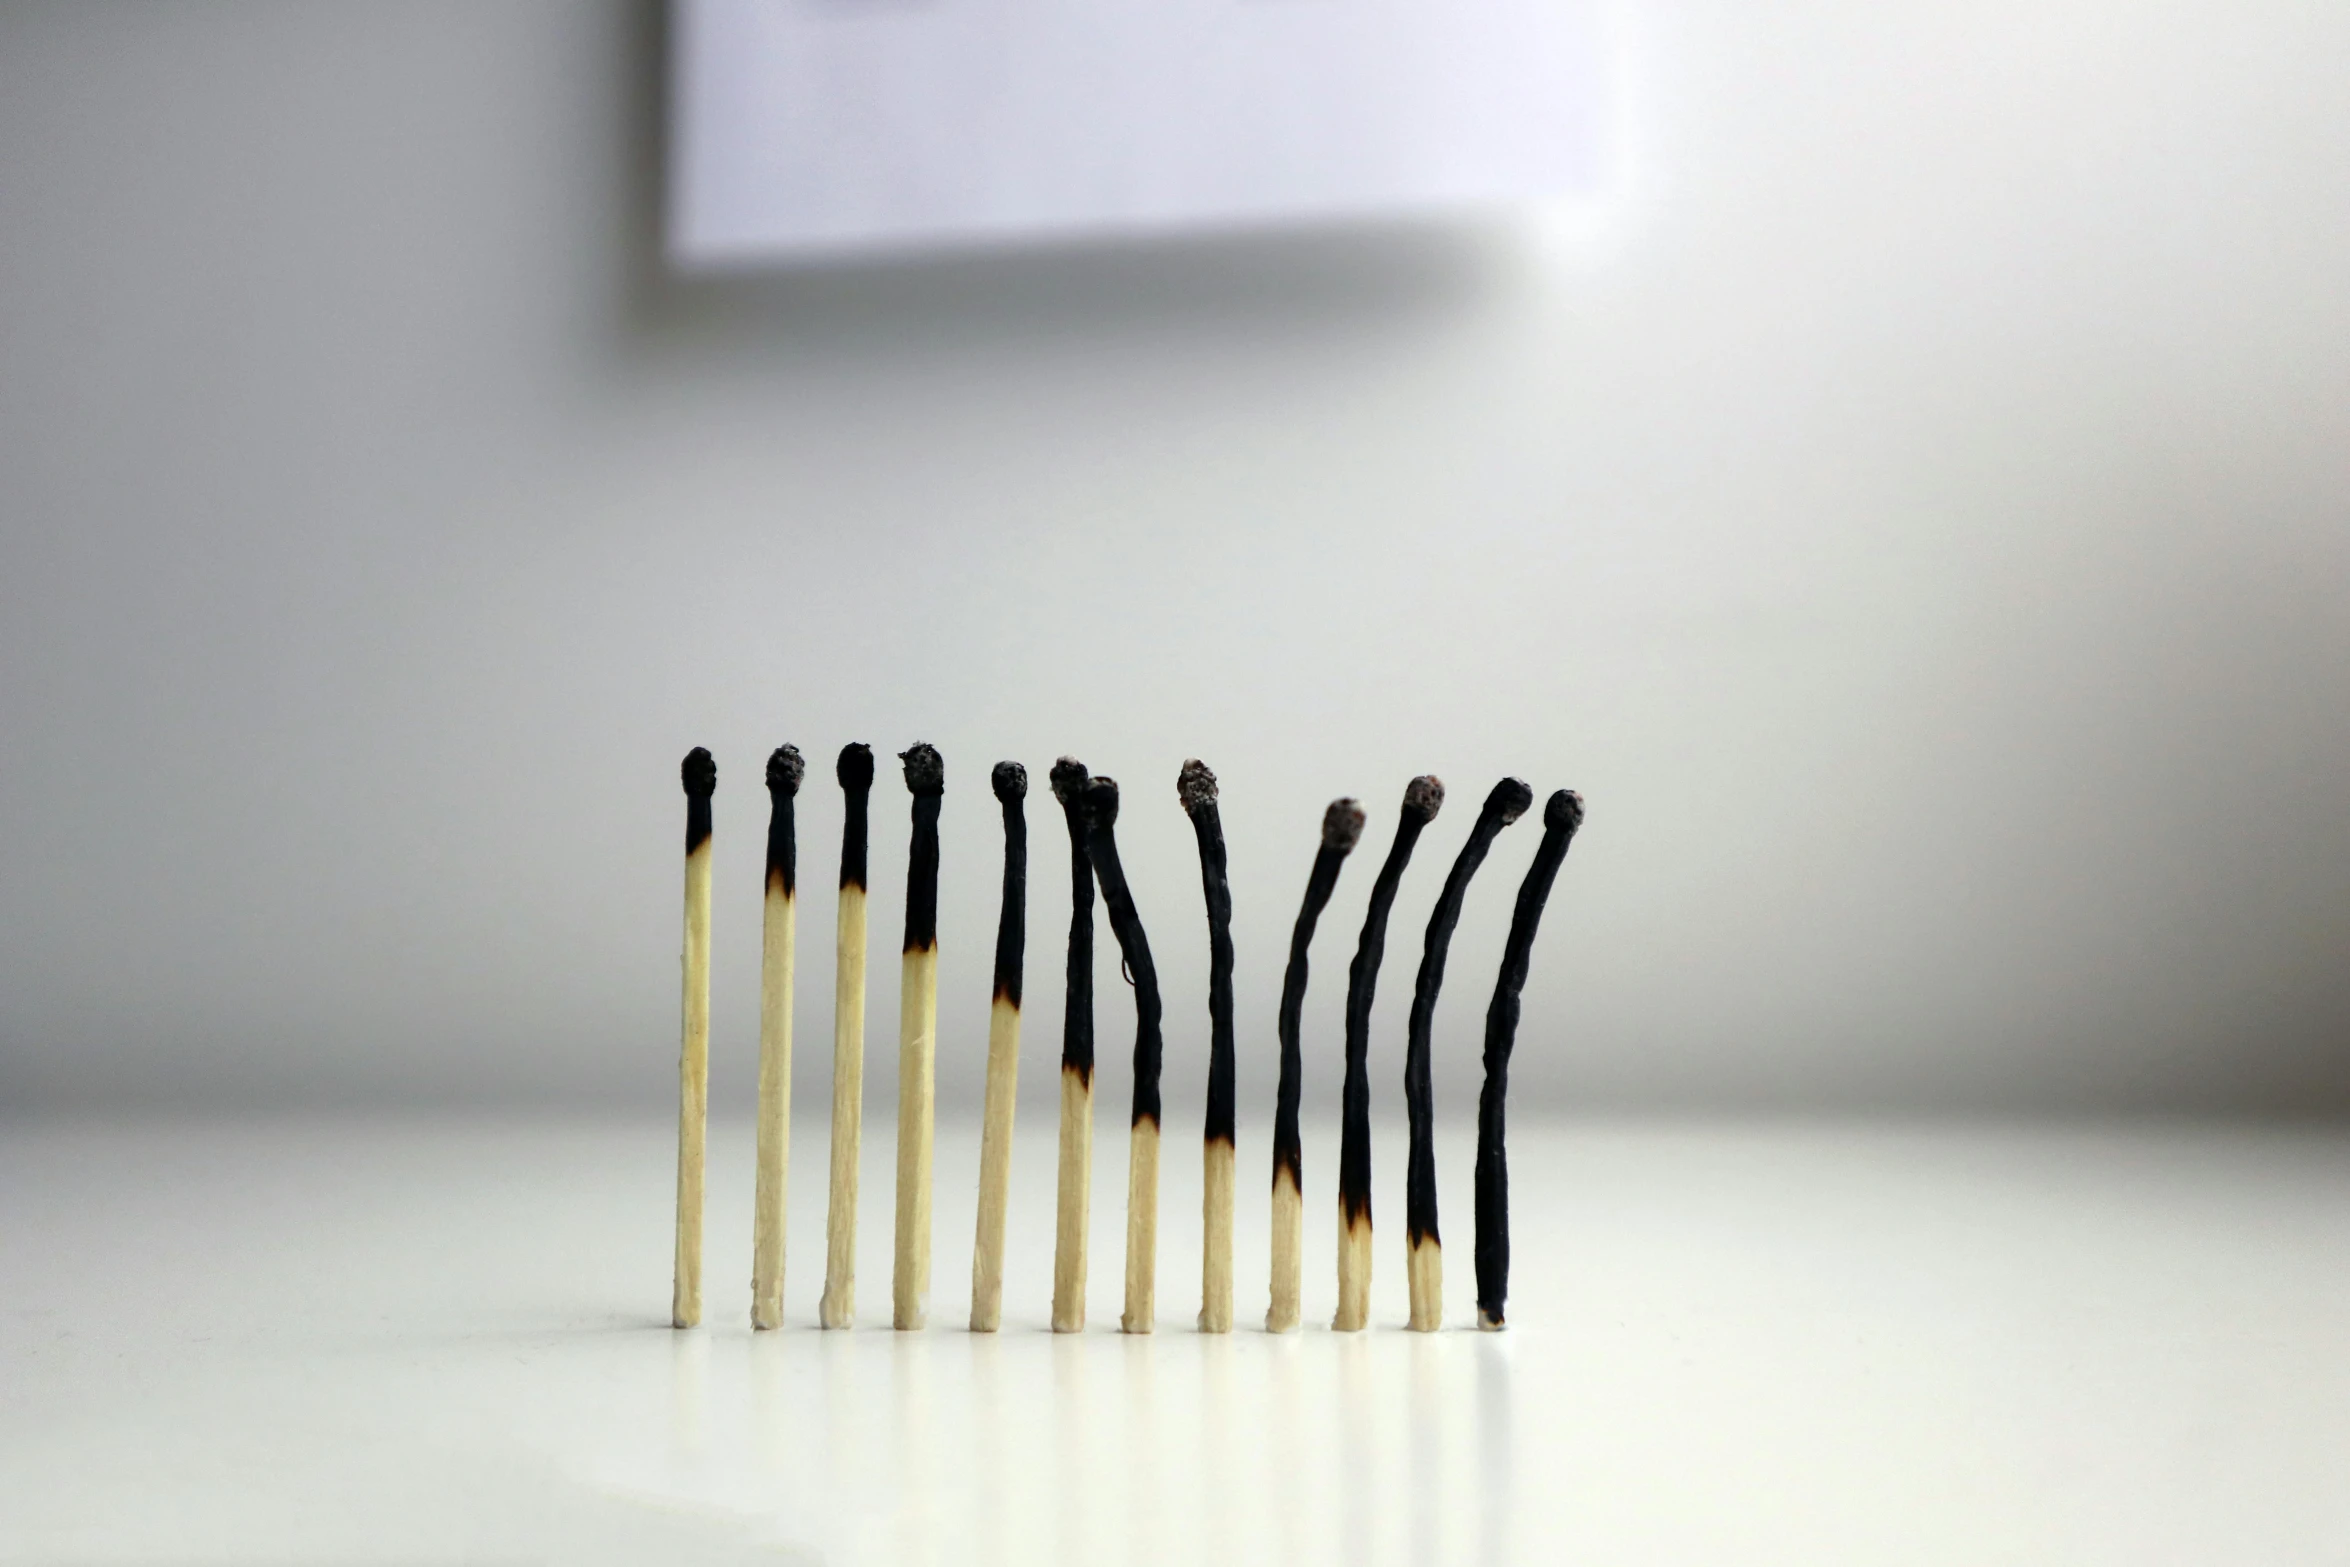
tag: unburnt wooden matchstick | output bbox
[819,743,875,1329]
[673,746,717,1330]
[1403,775,1534,1331]
[1048,758,1095,1334]
[1082,775,1165,1334]
[1334,776,1441,1332]
[1267,795,1367,1333]
[894,743,945,1330]
[1475,789,1583,1331]
[970,760,1028,1332]
[1177,760,1238,1334]
[751,744,804,1331]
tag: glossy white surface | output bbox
[6,1116,2347,1564]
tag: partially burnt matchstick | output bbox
[1335,777,1443,1331]
[751,744,805,1331]
[1177,760,1238,1334]
[970,760,1028,1332]
[673,747,717,1330]
[1403,776,1534,1332]
[1048,758,1095,1334]
[1267,795,1367,1334]
[1082,775,1165,1334]
[893,743,944,1331]
[819,743,875,1329]
[1475,789,1583,1331]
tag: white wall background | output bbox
[1,1,2345,1121]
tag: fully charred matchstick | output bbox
[970,760,1028,1332]
[1177,760,1239,1333]
[751,744,804,1330]
[1082,775,1165,1334]
[1403,776,1534,1331]
[819,743,875,1329]
[1266,796,1366,1333]
[1334,777,1442,1331]
[1048,759,1095,1333]
[1475,789,1583,1331]
[894,743,944,1330]
[673,747,717,1329]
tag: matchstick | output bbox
[1267,795,1366,1333]
[673,746,717,1329]
[1177,760,1238,1333]
[1048,758,1095,1333]
[1081,775,1165,1334]
[819,743,875,1329]
[970,760,1028,1332]
[1475,789,1583,1331]
[1403,776,1534,1331]
[1334,776,1442,1332]
[894,743,944,1331]
[751,744,804,1330]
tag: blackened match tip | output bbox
[680,747,717,797]
[836,742,875,792]
[1402,774,1444,821]
[1049,756,1089,805]
[765,745,805,795]
[900,742,945,795]
[1322,797,1366,853]
[1082,774,1121,827]
[992,760,1028,802]
[1489,776,1536,825]
[1176,758,1218,813]
[1546,788,1584,833]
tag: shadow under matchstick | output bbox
[820,742,874,1329]
[1178,760,1238,1333]
[674,746,717,1329]
[1475,788,1583,1331]
[1048,758,1095,1334]
[894,743,944,1330]
[1082,775,1165,1335]
[751,744,804,1330]
[971,760,1027,1332]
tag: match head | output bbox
[992,760,1028,803]
[680,747,717,798]
[765,745,805,796]
[1546,788,1585,834]
[1081,774,1121,829]
[836,743,875,792]
[1049,756,1090,806]
[1402,774,1445,822]
[1177,759,1218,815]
[1322,798,1367,853]
[1485,776,1537,826]
[900,742,945,796]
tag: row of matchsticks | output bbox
[670,743,1585,1336]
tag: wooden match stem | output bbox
[820,744,873,1329]
[1270,798,1364,1332]
[674,748,716,1330]
[1049,759,1095,1334]
[894,745,943,1331]
[971,763,1027,1333]
[751,746,803,1330]
[1475,789,1582,1331]
[1082,776,1164,1335]
[1179,762,1236,1334]
[1403,777,1531,1332]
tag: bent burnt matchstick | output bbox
[751,744,805,1330]
[1048,758,1095,1333]
[673,746,717,1329]
[894,743,944,1330]
[1267,795,1364,1333]
[1334,776,1442,1333]
[1475,789,1584,1331]
[819,743,875,1329]
[1403,776,1534,1331]
[1082,775,1166,1334]
[1178,761,1238,1333]
[970,760,1028,1332]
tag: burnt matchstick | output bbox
[819,743,875,1329]
[1267,795,1367,1333]
[1048,758,1095,1334]
[1403,775,1534,1331]
[970,760,1028,1332]
[751,744,805,1330]
[1475,789,1584,1331]
[673,747,717,1329]
[1333,776,1441,1332]
[1177,760,1240,1333]
[1082,775,1166,1334]
[894,743,945,1330]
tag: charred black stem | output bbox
[1050,758,1094,1090]
[1475,789,1583,1329]
[1337,776,1444,1230]
[991,762,1027,1007]
[1276,798,1370,1198]
[900,743,943,955]
[764,746,804,896]
[837,743,874,893]
[1082,776,1162,1130]
[1179,762,1236,1151]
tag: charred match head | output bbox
[763,745,804,896]
[1403,774,1444,823]
[1177,758,1217,816]
[765,745,805,797]
[681,747,716,854]
[1487,776,1536,827]
[900,742,945,797]
[1050,756,1089,806]
[836,743,874,892]
[836,742,874,792]
[1548,788,1585,834]
[1082,774,1121,828]
[1323,798,1367,853]
[993,760,1028,804]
